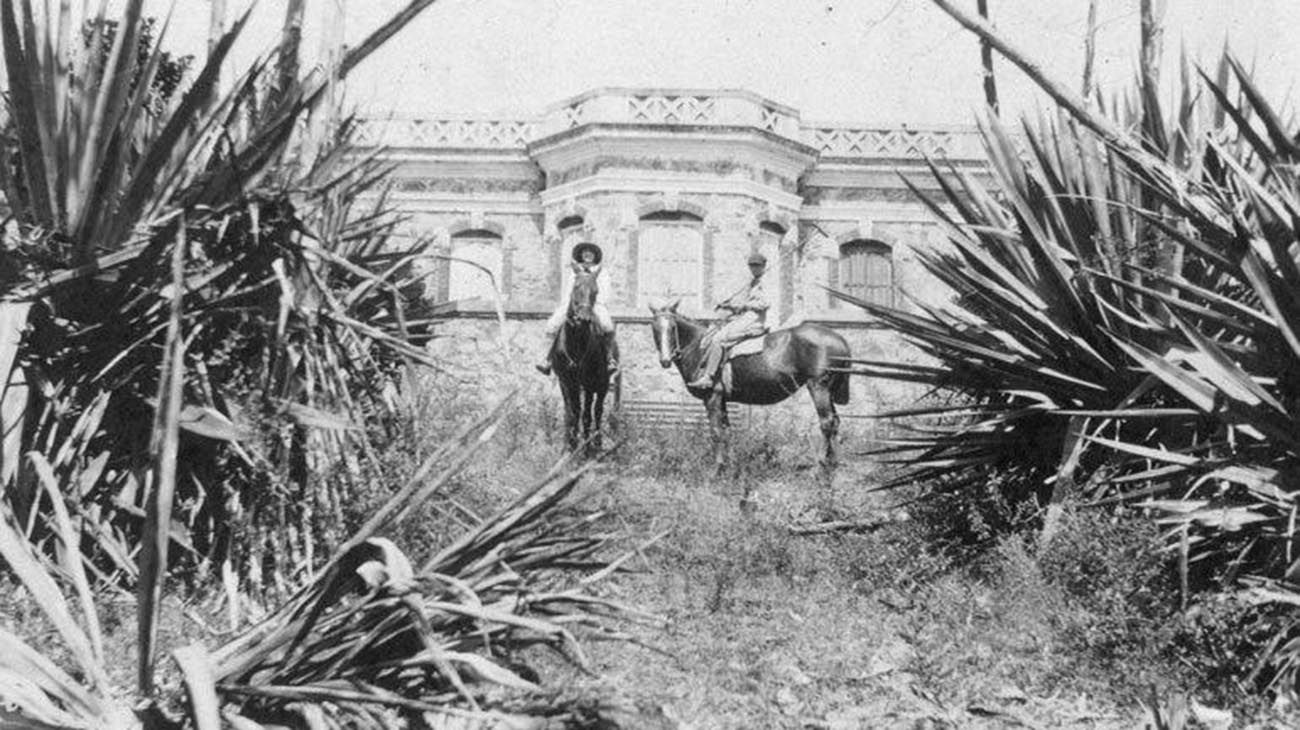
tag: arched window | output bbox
[638,210,703,308]
[839,239,893,307]
[448,228,503,303]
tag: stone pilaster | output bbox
[701,225,716,307]
[826,256,840,309]
[434,242,451,302]
[779,242,795,321]
[624,226,640,308]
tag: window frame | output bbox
[447,228,504,303]
[837,239,894,309]
[637,211,705,310]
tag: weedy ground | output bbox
[438,399,1300,729]
[5,390,1300,729]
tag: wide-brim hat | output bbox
[747,252,768,267]
[571,242,603,264]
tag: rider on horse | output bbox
[536,242,619,375]
[686,252,770,390]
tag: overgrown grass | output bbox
[393,393,1300,727]
[208,375,1293,725]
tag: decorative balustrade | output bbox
[355,89,985,161]
[532,88,804,139]
[803,125,984,160]
[354,116,537,149]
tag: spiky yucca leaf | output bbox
[1084,63,1300,585]
[927,0,1300,692]
[206,401,658,727]
[835,108,1179,500]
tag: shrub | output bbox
[1037,509,1179,664]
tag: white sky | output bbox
[152,0,1298,125]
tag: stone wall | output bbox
[365,88,983,437]
[421,310,929,448]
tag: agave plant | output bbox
[1074,62,1300,694]
[0,0,658,725]
[832,83,1220,509]
[0,392,659,727]
[848,0,1300,695]
[923,0,1300,563]
[0,0,454,586]
[835,1,1276,508]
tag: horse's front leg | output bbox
[705,392,728,473]
[591,388,607,453]
[560,379,581,452]
[580,389,595,455]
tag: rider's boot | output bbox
[687,342,721,389]
[604,332,619,374]
[685,371,714,389]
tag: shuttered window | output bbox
[839,240,893,307]
[638,213,703,308]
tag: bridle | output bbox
[567,272,597,324]
[654,312,685,363]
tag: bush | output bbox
[1037,509,1180,665]
[1173,596,1300,707]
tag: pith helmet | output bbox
[571,242,603,264]
[747,252,768,267]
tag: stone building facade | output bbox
[357,88,989,430]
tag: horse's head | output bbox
[649,298,681,368]
[567,266,599,323]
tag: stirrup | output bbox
[686,375,714,389]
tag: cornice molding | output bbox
[538,170,805,210]
[528,125,818,179]
[799,204,938,224]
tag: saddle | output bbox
[718,330,770,395]
[727,331,769,357]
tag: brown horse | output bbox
[649,300,850,469]
[548,270,618,454]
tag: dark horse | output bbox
[547,270,618,454]
[650,299,850,468]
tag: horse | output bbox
[649,299,851,469]
[547,270,618,454]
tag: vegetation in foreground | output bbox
[835,0,1300,704]
[373,408,1295,728]
[3,0,1300,728]
[0,2,650,727]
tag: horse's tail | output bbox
[829,355,851,405]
